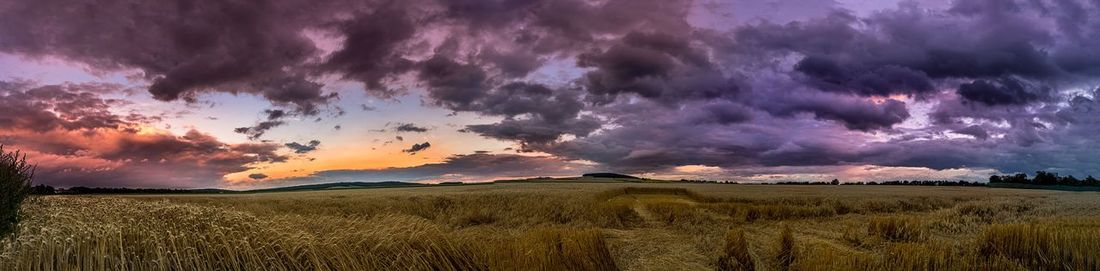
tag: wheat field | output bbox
[1,182,1098,270]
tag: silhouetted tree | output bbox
[830,179,840,185]
[1061,175,1080,186]
[1008,173,1029,184]
[1034,171,1058,185]
[1,145,34,238]
[29,184,54,195]
[989,172,1100,187]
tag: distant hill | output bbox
[494,173,663,184]
[53,182,429,195]
[582,173,641,179]
[60,187,238,194]
[250,182,427,193]
[54,175,668,195]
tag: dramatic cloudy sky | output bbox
[2,0,1099,188]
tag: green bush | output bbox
[1,145,35,238]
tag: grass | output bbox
[492,227,618,270]
[717,228,755,271]
[867,216,925,242]
[0,183,1096,270]
[979,222,1100,270]
[776,225,796,269]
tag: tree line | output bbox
[681,179,985,186]
[23,172,1100,196]
[771,180,985,186]
[990,171,1100,187]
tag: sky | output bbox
[1,0,1099,188]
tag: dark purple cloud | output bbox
[0,0,341,114]
[466,116,602,145]
[956,78,1044,106]
[579,31,737,104]
[403,142,432,154]
[285,140,321,154]
[234,120,287,141]
[321,5,418,97]
[0,89,122,132]
[393,123,430,133]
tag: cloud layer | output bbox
[0,81,288,187]
[3,0,1100,186]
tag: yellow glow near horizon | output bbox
[674,165,723,173]
[223,142,455,184]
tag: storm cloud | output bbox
[5,0,1100,187]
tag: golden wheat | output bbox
[0,183,1096,270]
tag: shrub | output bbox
[1,145,35,238]
[717,228,755,271]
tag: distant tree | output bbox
[1012,173,1029,184]
[1,146,35,238]
[1034,171,1059,185]
[989,172,1100,187]
[1060,175,1080,186]
[830,179,840,185]
[29,184,54,195]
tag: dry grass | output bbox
[979,222,1100,270]
[0,183,1096,270]
[488,227,618,271]
[867,216,925,242]
[776,225,796,269]
[0,197,618,270]
[716,228,754,271]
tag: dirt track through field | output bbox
[603,194,712,270]
[632,204,658,225]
